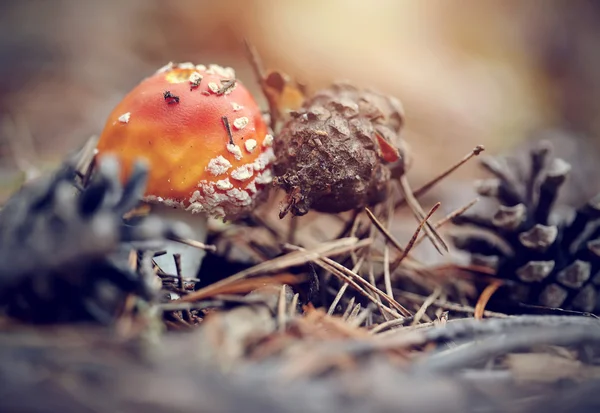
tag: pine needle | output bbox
[474,281,503,319]
[397,175,447,254]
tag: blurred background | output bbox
[2,0,600,205]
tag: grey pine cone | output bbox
[0,154,182,324]
[452,139,600,313]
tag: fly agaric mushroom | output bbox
[96,62,275,277]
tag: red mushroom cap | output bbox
[96,62,274,219]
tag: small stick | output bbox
[244,39,280,131]
[391,202,441,269]
[395,145,485,209]
[327,256,365,315]
[364,208,405,254]
[412,198,479,248]
[398,175,447,254]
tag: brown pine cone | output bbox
[272,82,410,217]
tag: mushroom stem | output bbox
[150,204,209,279]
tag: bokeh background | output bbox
[2,0,600,205]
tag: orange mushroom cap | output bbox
[96,62,274,219]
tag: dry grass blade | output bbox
[395,145,485,209]
[474,281,503,319]
[183,237,367,302]
[397,175,447,254]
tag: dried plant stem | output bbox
[364,207,421,268]
[397,175,447,254]
[301,254,404,318]
[369,317,411,334]
[327,257,364,315]
[183,237,368,302]
[173,253,183,290]
[310,254,412,317]
[342,297,356,320]
[168,235,217,252]
[244,39,280,131]
[290,293,299,318]
[412,198,479,248]
[364,207,405,253]
[393,290,509,319]
[278,285,288,332]
[328,283,350,315]
[350,305,373,327]
[346,303,362,323]
[391,202,441,270]
[411,287,442,326]
[383,245,393,298]
[368,259,394,322]
[395,145,485,209]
